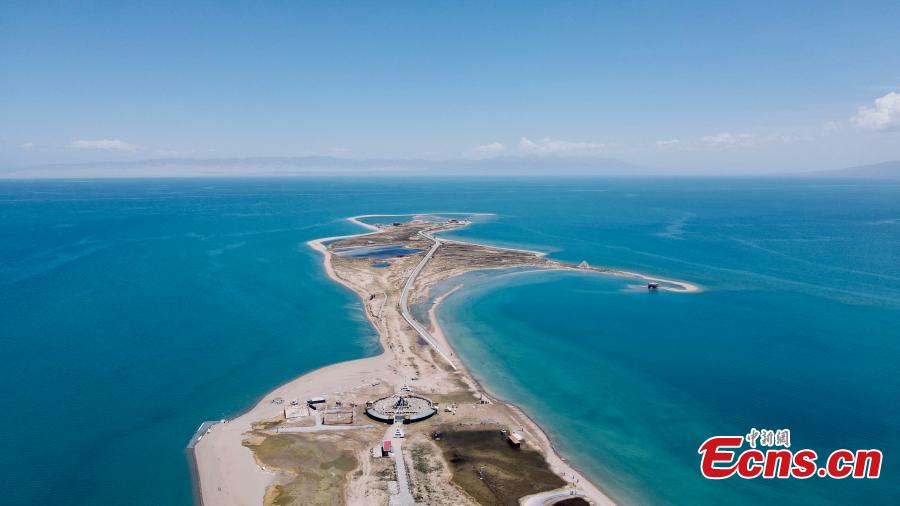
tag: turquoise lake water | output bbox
[1,178,898,505]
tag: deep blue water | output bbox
[1,178,898,505]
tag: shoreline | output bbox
[193,213,698,505]
[192,219,398,505]
[425,281,614,501]
[331,215,619,504]
[350,213,698,293]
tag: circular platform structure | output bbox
[366,394,437,424]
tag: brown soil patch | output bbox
[435,428,565,506]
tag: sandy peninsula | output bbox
[192,213,698,506]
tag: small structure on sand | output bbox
[578,260,590,269]
[307,396,326,409]
[647,282,659,290]
[366,394,437,424]
[284,404,310,420]
[507,431,525,448]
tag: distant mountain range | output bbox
[801,160,900,179]
[0,155,652,178]
[2,156,900,179]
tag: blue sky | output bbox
[1,1,899,173]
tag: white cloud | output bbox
[472,142,507,156]
[701,132,755,146]
[22,142,35,149]
[770,134,813,144]
[469,137,606,157]
[517,137,605,156]
[852,91,900,131]
[69,139,142,151]
[823,121,840,132]
[655,139,680,148]
[699,132,813,148]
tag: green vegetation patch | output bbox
[245,433,357,506]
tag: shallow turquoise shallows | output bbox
[1,178,898,505]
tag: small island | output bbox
[192,214,697,506]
